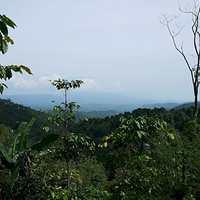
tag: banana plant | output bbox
[0,118,59,200]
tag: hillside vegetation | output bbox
[1,98,200,199]
[0,98,51,142]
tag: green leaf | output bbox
[0,32,2,47]
[20,65,33,75]
[162,121,168,129]
[124,179,130,184]
[139,154,147,160]
[5,36,14,45]
[9,65,32,75]
[0,21,8,36]
[19,119,35,150]
[2,40,8,54]
[5,160,22,200]
[5,67,12,79]
[167,133,175,139]
[0,65,6,79]
[31,133,60,152]
[0,84,3,94]
[1,15,17,29]
[11,118,35,154]
[51,191,55,199]
[136,130,146,138]
[10,65,22,73]
[0,141,14,163]
[0,83,7,94]
[135,120,141,129]
[41,125,50,132]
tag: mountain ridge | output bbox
[1,93,184,112]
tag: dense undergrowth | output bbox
[1,99,200,199]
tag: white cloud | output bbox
[80,78,102,91]
[79,78,123,93]
[12,77,37,89]
[4,74,63,94]
[105,81,122,92]
[38,74,62,88]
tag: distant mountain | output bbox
[140,102,181,110]
[173,102,200,110]
[76,110,120,119]
[1,94,61,110]
[1,93,150,111]
[79,104,138,112]
[1,93,183,112]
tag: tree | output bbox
[161,1,200,120]
[99,116,172,199]
[46,79,95,190]
[49,79,83,138]
[0,14,32,94]
[100,115,200,199]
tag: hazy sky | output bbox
[1,0,198,102]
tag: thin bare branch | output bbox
[179,0,199,15]
[161,1,200,120]
[161,14,193,79]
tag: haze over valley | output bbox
[1,92,184,112]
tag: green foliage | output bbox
[0,14,32,94]
[77,157,108,188]
[0,119,35,165]
[0,14,16,54]
[46,80,91,159]
[0,125,11,152]
[31,133,60,152]
[12,175,46,200]
[50,79,83,91]
[53,133,95,161]
[0,119,35,199]
[0,65,33,94]
[31,149,109,199]
[47,102,80,128]
[0,98,51,142]
[0,118,59,199]
[47,79,84,136]
[44,184,110,200]
[98,115,200,199]
[44,78,98,191]
[83,184,111,200]
[2,93,200,199]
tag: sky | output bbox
[0,0,199,102]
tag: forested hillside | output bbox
[71,106,195,144]
[0,97,196,146]
[0,98,51,142]
[1,97,200,199]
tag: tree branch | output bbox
[161,14,194,84]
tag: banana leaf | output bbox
[31,133,60,152]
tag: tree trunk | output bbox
[64,87,70,190]
[66,160,70,190]
[194,87,198,121]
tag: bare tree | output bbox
[161,1,200,121]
